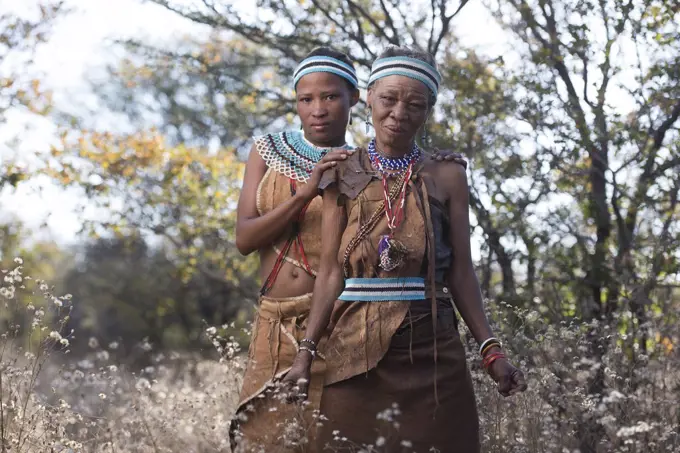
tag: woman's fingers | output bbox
[321,150,349,163]
[511,369,528,393]
[318,161,338,172]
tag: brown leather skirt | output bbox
[316,309,480,453]
[231,293,326,453]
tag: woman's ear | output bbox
[350,88,360,107]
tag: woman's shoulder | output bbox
[251,129,291,146]
[418,153,468,201]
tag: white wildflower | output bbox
[14,258,23,265]
[88,337,99,349]
[616,421,653,438]
[141,339,152,351]
[526,311,540,323]
[49,331,62,341]
[135,378,151,391]
[206,326,217,336]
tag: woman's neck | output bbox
[303,132,346,149]
[374,140,413,158]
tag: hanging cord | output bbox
[260,179,315,295]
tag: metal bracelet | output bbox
[478,337,502,356]
[300,338,317,349]
[299,345,316,359]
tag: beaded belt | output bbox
[338,277,426,302]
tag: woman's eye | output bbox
[326,94,338,100]
[300,97,311,103]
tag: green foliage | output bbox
[62,236,252,356]
[48,130,259,295]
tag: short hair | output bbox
[369,46,439,106]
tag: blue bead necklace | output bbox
[367,140,422,176]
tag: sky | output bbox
[0,0,203,243]
[0,0,508,249]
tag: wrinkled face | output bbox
[296,72,359,147]
[367,75,430,150]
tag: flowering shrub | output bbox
[1,259,678,452]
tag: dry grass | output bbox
[1,260,678,452]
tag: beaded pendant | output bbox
[378,235,409,272]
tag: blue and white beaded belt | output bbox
[339,277,426,302]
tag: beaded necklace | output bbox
[367,140,422,271]
[256,130,352,182]
[367,140,421,173]
[256,130,352,295]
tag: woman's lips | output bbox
[385,125,405,134]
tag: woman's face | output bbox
[296,72,359,147]
[367,75,430,150]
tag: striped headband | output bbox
[368,56,442,98]
[293,56,359,90]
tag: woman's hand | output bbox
[297,149,353,202]
[488,358,528,397]
[430,148,467,169]
[281,351,313,402]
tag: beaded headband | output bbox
[368,56,442,98]
[293,56,359,89]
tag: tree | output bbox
[81,1,679,450]
[62,235,247,356]
[0,2,66,189]
[47,0,479,328]
[48,130,260,307]
[94,35,294,150]
[484,1,680,451]
[0,218,69,337]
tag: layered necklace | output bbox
[367,140,422,271]
[259,130,352,182]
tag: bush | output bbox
[1,259,678,452]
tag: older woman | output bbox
[232,47,467,452]
[283,47,527,452]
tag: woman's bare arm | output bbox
[280,185,347,395]
[444,163,495,344]
[298,186,347,343]
[235,144,347,255]
[445,163,528,395]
